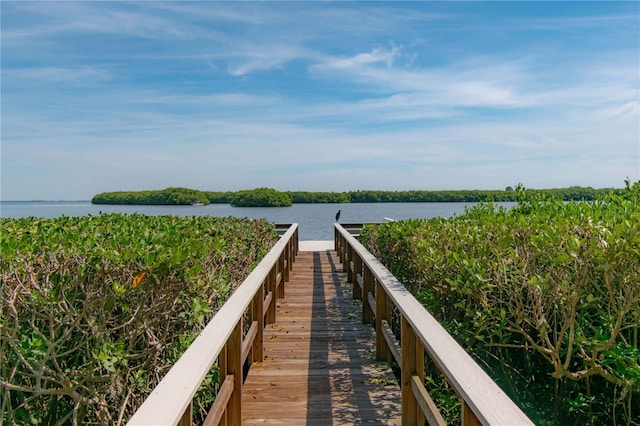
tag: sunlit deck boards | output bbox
[242,246,402,425]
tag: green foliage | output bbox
[286,191,350,203]
[360,182,639,425]
[92,186,618,206]
[347,186,616,203]
[92,187,211,205]
[204,191,233,204]
[230,187,292,207]
[1,214,278,424]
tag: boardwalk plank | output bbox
[242,250,401,425]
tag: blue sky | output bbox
[1,1,638,200]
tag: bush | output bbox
[1,214,278,424]
[360,181,640,425]
[92,187,210,205]
[230,188,292,207]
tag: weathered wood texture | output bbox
[242,250,402,425]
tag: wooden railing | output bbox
[128,224,299,426]
[334,223,534,426]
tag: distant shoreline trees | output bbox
[92,187,211,205]
[230,188,292,207]
[91,186,620,206]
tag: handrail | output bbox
[334,223,533,426]
[128,224,299,426]
[334,222,377,237]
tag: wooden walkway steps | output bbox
[242,247,402,425]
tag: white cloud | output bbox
[1,2,638,200]
[226,44,313,76]
[310,50,532,110]
[319,46,401,70]
[2,66,112,84]
[2,2,192,41]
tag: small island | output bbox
[230,188,292,207]
[92,187,215,206]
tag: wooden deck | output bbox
[242,247,402,425]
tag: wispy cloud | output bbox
[320,46,402,69]
[3,66,112,84]
[2,2,192,40]
[226,44,314,76]
[1,1,638,200]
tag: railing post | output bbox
[353,253,362,300]
[218,339,228,425]
[341,236,348,271]
[362,265,374,324]
[177,402,192,426]
[283,241,290,283]
[341,234,347,265]
[401,315,419,425]
[289,237,295,267]
[462,401,482,426]
[253,287,264,363]
[416,338,426,426]
[290,230,296,264]
[277,253,285,299]
[227,320,242,425]
[346,245,353,280]
[267,266,277,324]
[375,280,389,362]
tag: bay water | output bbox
[0,201,514,240]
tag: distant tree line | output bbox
[92,187,211,205]
[92,186,620,206]
[287,191,350,203]
[345,186,618,203]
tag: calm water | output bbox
[0,201,513,240]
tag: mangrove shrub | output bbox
[92,187,210,205]
[1,214,278,424]
[360,182,639,425]
[230,188,292,207]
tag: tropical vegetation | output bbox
[229,187,292,207]
[287,191,350,203]
[0,214,278,424]
[91,186,617,206]
[360,181,639,425]
[92,187,211,205]
[346,186,614,203]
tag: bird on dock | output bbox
[335,210,341,222]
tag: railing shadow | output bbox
[306,251,400,425]
[305,252,333,422]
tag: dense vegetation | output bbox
[91,186,616,206]
[1,214,278,424]
[92,187,210,205]
[229,187,292,207]
[360,182,639,425]
[287,191,350,203]
[204,191,233,204]
[346,186,614,203]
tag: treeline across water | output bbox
[92,185,619,206]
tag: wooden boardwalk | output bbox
[242,247,402,425]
